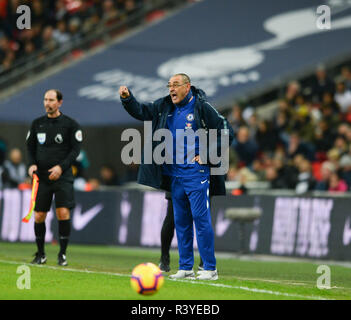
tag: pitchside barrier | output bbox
[0,188,350,261]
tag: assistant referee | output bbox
[26,89,82,266]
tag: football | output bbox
[130,262,164,295]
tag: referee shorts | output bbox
[35,179,75,212]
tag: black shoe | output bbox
[58,253,68,266]
[159,261,170,272]
[31,252,47,264]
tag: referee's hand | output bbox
[28,165,37,178]
[119,86,130,98]
[48,165,62,181]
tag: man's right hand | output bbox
[119,86,130,98]
[28,165,37,178]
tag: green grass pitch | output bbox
[0,242,350,300]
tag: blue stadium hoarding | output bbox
[0,0,351,126]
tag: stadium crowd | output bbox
[1,64,351,194]
[0,0,148,74]
[226,64,351,193]
[1,2,351,194]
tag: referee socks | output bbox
[58,219,71,255]
[34,222,46,255]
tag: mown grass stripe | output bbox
[0,259,332,300]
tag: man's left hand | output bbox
[192,155,204,165]
[48,165,63,181]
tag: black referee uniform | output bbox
[26,112,82,264]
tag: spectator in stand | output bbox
[53,20,71,45]
[126,0,138,15]
[87,178,101,191]
[41,25,58,54]
[294,94,310,117]
[227,104,246,135]
[273,110,291,146]
[82,11,102,35]
[337,122,350,137]
[245,110,258,138]
[3,148,27,188]
[265,166,286,189]
[334,81,351,114]
[2,0,21,39]
[329,145,342,163]
[320,103,340,133]
[259,151,273,169]
[1,50,15,72]
[55,0,68,21]
[0,33,15,72]
[101,0,119,26]
[238,167,257,182]
[339,154,351,189]
[343,124,351,145]
[276,99,293,118]
[232,126,258,168]
[284,81,300,107]
[18,23,43,54]
[295,158,316,194]
[321,91,340,114]
[313,119,335,155]
[67,17,83,44]
[0,32,8,63]
[31,0,49,26]
[0,0,147,75]
[315,161,335,191]
[290,108,315,143]
[226,165,238,181]
[310,65,335,103]
[255,120,278,153]
[99,164,120,186]
[22,40,36,58]
[115,0,126,11]
[333,135,349,158]
[251,159,266,180]
[286,132,315,162]
[328,171,348,192]
[272,154,297,189]
[125,0,141,28]
[341,65,351,90]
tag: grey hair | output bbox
[174,73,191,84]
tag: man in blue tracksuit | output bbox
[119,73,234,280]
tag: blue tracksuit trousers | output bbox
[171,175,216,271]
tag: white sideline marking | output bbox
[0,259,332,300]
[169,278,332,300]
[0,259,128,278]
